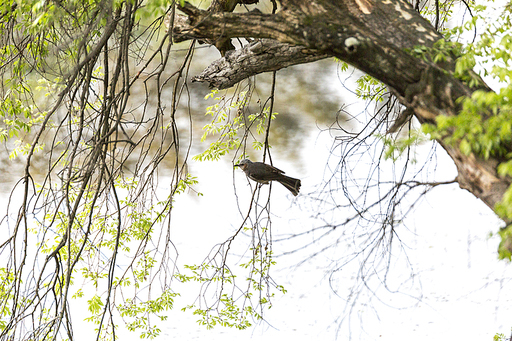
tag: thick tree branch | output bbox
[174,3,298,44]
[174,1,430,93]
[192,39,328,89]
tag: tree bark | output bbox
[191,39,328,89]
[172,0,511,223]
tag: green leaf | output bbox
[459,139,472,155]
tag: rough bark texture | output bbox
[172,0,511,223]
[192,39,328,89]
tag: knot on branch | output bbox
[344,37,360,54]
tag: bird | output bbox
[234,159,301,196]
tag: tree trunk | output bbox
[172,0,511,224]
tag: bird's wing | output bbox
[246,162,284,183]
[264,163,285,174]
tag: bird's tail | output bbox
[277,175,301,196]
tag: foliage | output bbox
[1,0,285,337]
[497,222,512,261]
[420,4,512,227]
[34,176,184,338]
[355,74,388,102]
[193,89,278,161]
[409,3,512,257]
[0,0,190,339]
[379,130,428,162]
[176,243,286,330]
[494,332,507,341]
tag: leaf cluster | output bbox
[193,89,278,161]
[176,242,285,330]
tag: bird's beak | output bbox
[234,163,240,167]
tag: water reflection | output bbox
[0,40,348,193]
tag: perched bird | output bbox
[234,159,301,196]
